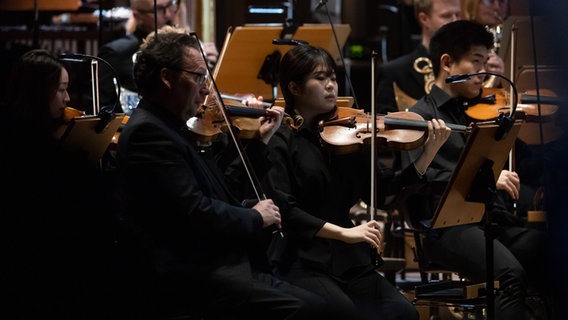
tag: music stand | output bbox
[213,24,350,101]
[427,119,522,320]
[60,114,124,168]
[430,120,522,229]
[0,0,79,10]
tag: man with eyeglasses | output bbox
[113,27,348,320]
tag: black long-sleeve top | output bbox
[263,122,424,277]
[400,85,527,228]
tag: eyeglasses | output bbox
[170,68,209,86]
[482,0,507,6]
[137,0,179,15]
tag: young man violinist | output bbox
[400,20,555,319]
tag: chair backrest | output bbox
[395,182,446,233]
[394,183,454,284]
[393,82,417,112]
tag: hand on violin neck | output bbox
[258,106,285,144]
[414,119,451,174]
[243,95,266,109]
[220,93,272,109]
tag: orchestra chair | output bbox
[394,185,492,320]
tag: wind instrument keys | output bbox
[413,57,435,94]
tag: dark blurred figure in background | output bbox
[0,49,116,319]
[538,1,568,319]
[375,0,461,115]
[97,0,178,111]
[97,0,218,113]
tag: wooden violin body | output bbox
[517,89,563,144]
[465,88,562,144]
[187,95,269,144]
[54,106,86,140]
[516,88,559,123]
[318,107,468,154]
[465,87,558,122]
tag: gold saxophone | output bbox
[484,24,504,88]
[393,56,434,111]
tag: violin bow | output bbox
[508,19,517,214]
[191,32,285,239]
[190,32,267,202]
[318,1,381,265]
[370,51,378,225]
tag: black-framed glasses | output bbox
[170,68,209,86]
[482,0,507,5]
[137,0,180,15]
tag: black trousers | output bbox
[424,222,552,320]
[284,266,419,320]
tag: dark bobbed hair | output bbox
[429,20,494,76]
[279,45,337,111]
[6,49,64,133]
[133,31,200,97]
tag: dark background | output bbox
[0,0,567,309]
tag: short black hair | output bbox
[133,31,200,97]
[279,45,336,110]
[429,20,494,76]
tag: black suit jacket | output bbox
[375,44,429,114]
[97,29,146,109]
[116,98,270,308]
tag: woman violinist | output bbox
[0,49,115,318]
[261,44,451,320]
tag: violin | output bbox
[465,87,558,122]
[517,88,559,123]
[464,88,563,145]
[64,106,86,120]
[318,107,469,154]
[517,89,564,145]
[110,115,129,146]
[54,106,86,140]
[186,94,270,144]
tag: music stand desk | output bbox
[213,24,350,100]
[423,119,522,320]
[430,120,522,229]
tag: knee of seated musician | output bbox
[496,269,529,296]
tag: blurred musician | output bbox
[97,0,178,111]
[461,0,509,86]
[376,0,461,114]
[98,0,218,113]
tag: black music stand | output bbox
[212,24,350,101]
[423,120,522,320]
